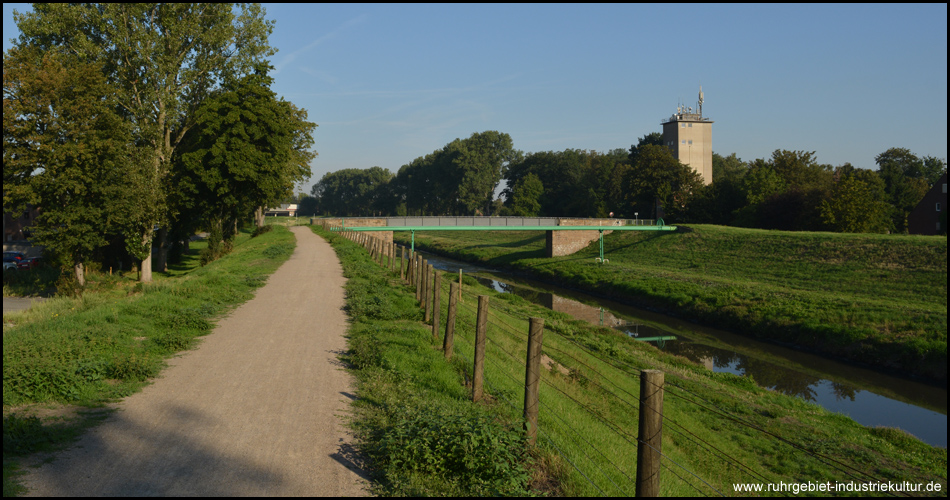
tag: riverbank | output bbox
[318,225,947,496]
[393,224,947,385]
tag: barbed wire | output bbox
[638,436,724,496]
[380,252,910,495]
[535,393,636,494]
[447,284,777,490]
[661,384,897,491]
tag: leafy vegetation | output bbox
[396,225,948,383]
[4,4,314,283]
[317,226,535,496]
[307,134,945,237]
[3,226,296,494]
[318,224,946,496]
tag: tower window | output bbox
[688,123,692,128]
[681,123,686,128]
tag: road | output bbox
[20,226,368,496]
[3,296,46,315]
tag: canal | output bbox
[415,249,948,448]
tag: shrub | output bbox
[262,242,294,259]
[375,400,532,496]
[251,224,273,238]
[3,414,46,455]
[107,352,159,382]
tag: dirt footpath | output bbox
[21,226,368,496]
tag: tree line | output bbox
[3,4,316,286]
[305,131,945,234]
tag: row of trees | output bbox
[309,131,521,217]
[692,147,945,233]
[3,4,315,286]
[306,131,944,235]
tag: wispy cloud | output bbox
[273,14,368,75]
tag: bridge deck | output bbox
[339,225,676,231]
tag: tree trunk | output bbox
[74,261,85,288]
[255,206,265,227]
[140,231,153,283]
[155,227,168,273]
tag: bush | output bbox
[107,352,159,382]
[54,266,83,297]
[375,400,532,496]
[262,242,294,259]
[3,414,47,455]
[251,224,273,238]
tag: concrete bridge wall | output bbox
[546,218,621,257]
[315,216,633,256]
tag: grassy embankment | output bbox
[2,225,296,496]
[318,224,947,496]
[393,225,948,384]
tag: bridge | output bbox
[315,216,677,261]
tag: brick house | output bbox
[3,204,40,243]
[908,173,948,235]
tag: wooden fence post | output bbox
[390,242,396,273]
[415,256,423,301]
[636,369,664,497]
[472,295,489,402]
[424,264,433,322]
[444,282,458,359]
[524,317,544,446]
[399,246,406,280]
[431,270,441,339]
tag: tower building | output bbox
[661,87,713,185]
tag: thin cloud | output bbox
[273,13,368,75]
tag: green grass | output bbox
[317,227,535,496]
[394,225,948,383]
[2,225,297,495]
[319,224,947,497]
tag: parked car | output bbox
[18,256,42,270]
[3,251,26,271]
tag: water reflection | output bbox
[421,252,947,448]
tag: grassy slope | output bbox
[322,225,947,497]
[3,225,296,496]
[395,225,948,383]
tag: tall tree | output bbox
[3,47,141,286]
[13,3,276,281]
[505,173,544,216]
[453,131,522,215]
[820,167,890,233]
[622,144,703,221]
[875,148,943,232]
[312,167,393,216]
[173,65,315,256]
[628,132,664,167]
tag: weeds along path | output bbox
[21,226,367,496]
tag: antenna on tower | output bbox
[698,85,704,118]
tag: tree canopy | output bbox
[3,47,144,285]
[173,65,315,249]
[11,3,278,281]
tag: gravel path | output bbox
[21,226,368,496]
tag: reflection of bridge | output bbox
[317,216,677,259]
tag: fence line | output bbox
[327,231,911,496]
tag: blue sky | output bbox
[5,4,947,195]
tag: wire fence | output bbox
[329,229,926,497]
